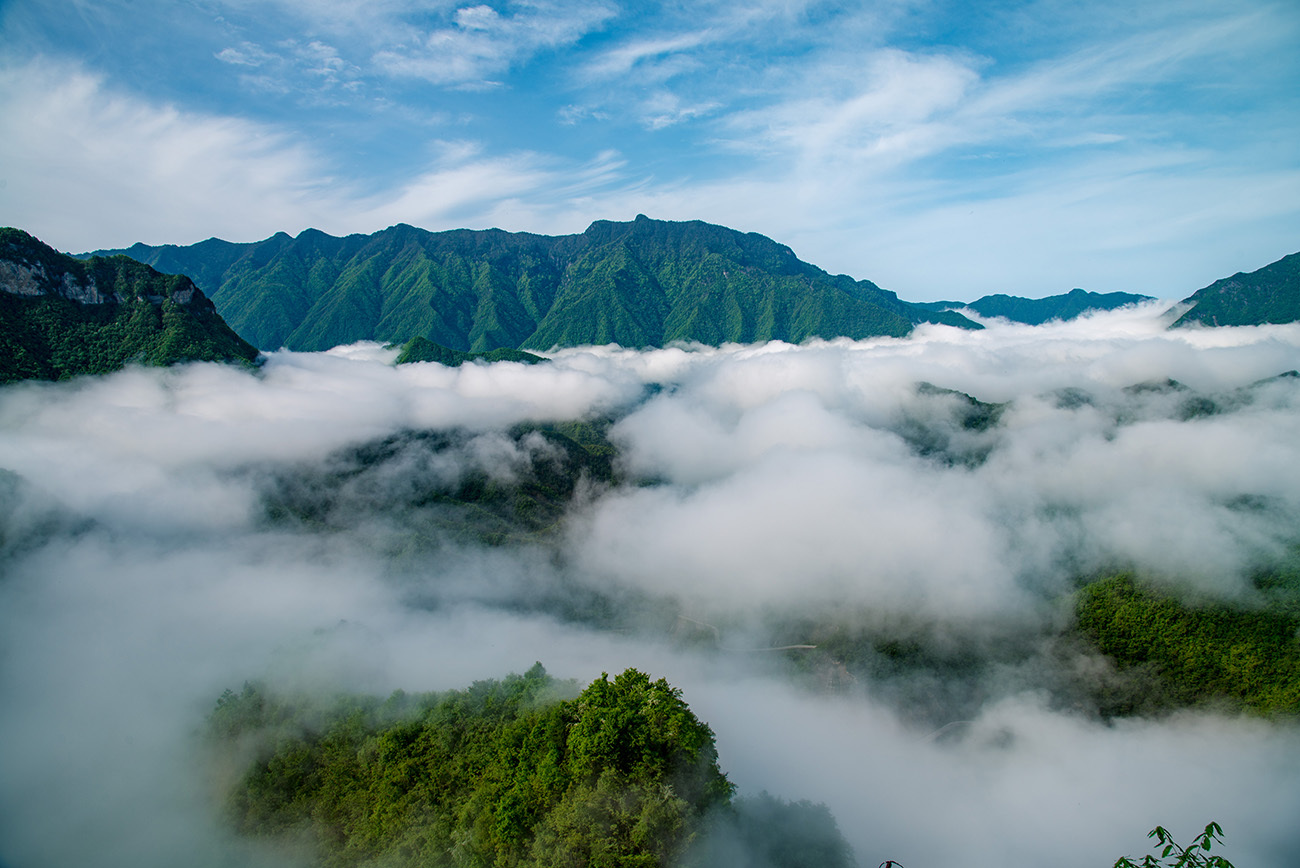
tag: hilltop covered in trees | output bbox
[208,665,855,868]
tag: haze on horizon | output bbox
[1,0,1298,301]
[3,306,1300,867]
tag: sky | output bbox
[0,0,1298,300]
[3,308,1300,866]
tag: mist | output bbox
[3,304,1300,867]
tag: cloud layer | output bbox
[2,307,1300,866]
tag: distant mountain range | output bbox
[0,229,257,383]
[916,287,1154,325]
[3,218,1297,384]
[85,216,979,352]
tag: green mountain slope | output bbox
[916,287,1153,324]
[1172,250,1300,328]
[88,215,979,352]
[1,228,258,383]
[1075,573,1300,714]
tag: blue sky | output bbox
[1,0,1297,300]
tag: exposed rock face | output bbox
[0,258,113,303]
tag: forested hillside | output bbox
[89,216,978,352]
[0,228,258,382]
[1075,573,1300,714]
[1173,250,1300,328]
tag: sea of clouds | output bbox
[2,303,1300,867]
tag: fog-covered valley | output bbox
[3,303,1300,867]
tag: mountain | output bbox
[87,215,979,352]
[916,287,1153,324]
[392,336,544,366]
[0,229,258,383]
[1172,250,1300,328]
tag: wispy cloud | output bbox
[579,29,718,80]
[722,49,980,165]
[354,141,557,228]
[214,37,362,98]
[0,60,332,249]
[0,60,590,249]
[372,1,616,87]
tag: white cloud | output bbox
[214,41,274,67]
[579,29,717,80]
[372,0,616,86]
[0,60,333,249]
[3,313,1300,866]
[0,60,617,250]
[723,49,980,165]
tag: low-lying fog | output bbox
[3,303,1299,867]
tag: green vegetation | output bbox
[1114,822,1236,868]
[0,228,258,382]
[916,287,1152,324]
[1173,250,1300,328]
[88,216,980,352]
[1075,574,1300,714]
[208,665,853,868]
[393,336,544,366]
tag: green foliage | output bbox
[88,217,981,353]
[393,336,544,366]
[208,666,736,868]
[1173,250,1300,328]
[1113,823,1236,868]
[1075,574,1300,714]
[1,228,258,382]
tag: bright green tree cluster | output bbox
[209,666,737,868]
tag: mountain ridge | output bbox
[916,287,1154,325]
[74,219,1300,349]
[86,216,980,352]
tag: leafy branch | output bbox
[1114,822,1236,868]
